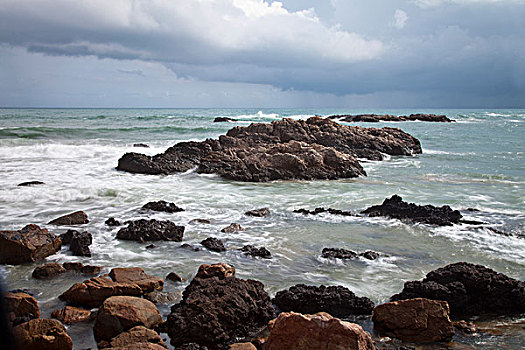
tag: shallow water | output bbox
[0,108,524,349]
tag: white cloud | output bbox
[393,9,409,29]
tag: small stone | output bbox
[133,143,150,148]
[105,217,122,226]
[221,223,244,233]
[245,208,270,217]
[166,272,183,283]
[200,237,226,252]
[48,211,89,225]
[17,181,45,187]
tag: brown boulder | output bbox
[109,267,164,293]
[372,298,455,342]
[4,292,40,328]
[48,211,89,225]
[100,326,166,349]
[195,263,235,280]
[229,343,256,350]
[51,306,91,324]
[166,272,183,283]
[11,318,73,350]
[93,296,162,342]
[264,312,375,350]
[106,343,167,350]
[221,223,244,233]
[32,263,67,279]
[0,224,61,264]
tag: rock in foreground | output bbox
[265,312,376,350]
[391,262,525,316]
[11,318,73,350]
[0,224,61,264]
[4,292,40,328]
[373,298,455,342]
[117,219,184,242]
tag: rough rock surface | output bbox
[105,217,122,226]
[142,200,184,213]
[11,318,73,350]
[32,262,67,279]
[390,262,525,316]
[117,117,422,181]
[245,207,270,217]
[100,326,166,349]
[322,248,382,260]
[94,296,163,342]
[201,237,226,252]
[228,343,256,350]
[167,275,274,349]
[0,224,61,264]
[4,292,40,328]
[372,298,455,342]
[62,262,102,274]
[117,219,184,242]
[144,291,180,304]
[48,211,89,225]
[240,245,271,259]
[273,284,374,317]
[109,267,164,293]
[361,195,462,226]
[265,312,376,350]
[221,223,244,233]
[195,263,235,280]
[60,230,92,256]
[329,113,454,123]
[51,306,92,324]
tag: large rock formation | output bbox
[264,312,376,350]
[117,219,184,242]
[391,262,525,316]
[4,292,40,328]
[328,113,454,123]
[361,195,462,226]
[372,298,455,342]
[167,270,274,349]
[11,318,73,350]
[0,224,61,264]
[273,284,374,317]
[117,117,421,181]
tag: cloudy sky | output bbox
[1,0,524,108]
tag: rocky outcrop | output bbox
[51,306,92,324]
[195,263,235,280]
[214,117,238,122]
[105,218,122,226]
[322,248,382,260]
[142,200,184,213]
[0,224,61,264]
[221,223,244,233]
[240,245,271,259]
[201,237,226,252]
[390,262,525,316]
[60,229,92,257]
[372,298,455,342]
[329,113,454,123]
[117,219,184,242]
[264,312,376,350]
[48,211,89,225]
[4,292,40,328]
[11,318,73,350]
[361,195,462,226]
[117,117,422,181]
[99,326,166,349]
[109,267,164,293]
[93,296,162,342]
[32,263,67,279]
[17,181,45,187]
[167,275,274,349]
[273,284,374,317]
[133,143,150,148]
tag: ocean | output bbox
[0,108,524,349]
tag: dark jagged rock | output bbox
[240,245,271,259]
[245,207,270,217]
[133,143,150,148]
[180,243,200,251]
[146,244,156,249]
[48,211,89,225]
[273,284,374,317]
[142,200,184,213]
[117,219,184,242]
[390,262,525,316]
[329,113,454,123]
[214,117,238,122]
[167,275,274,349]
[361,195,462,226]
[0,224,61,264]
[459,219,485,225]
[105,217,122,226]
[221,223,244,233]
[17,181,45,187]
[195,263,235,280]
[189,218,211,224]
[294,207,355,216]
[201,237,226,252]
[166,272,183,283]
[117,117,422,181]
[321,248,382,260]
[60,230,92,257]
[361,250,381,260]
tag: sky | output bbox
[0,0,524,108]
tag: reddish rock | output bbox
[11,318,73,350]
[94,296,162,342]
[195,263,235,280]
[0,224,61,264]
[4,292,40,328]
[453,320,478,334]
[51,306,91,324]
[62,262,84,271]
[372,298,455,342]
[109,267,164,293]
[144,291,181,304]
[100,325,166,349]
[228,343,256,350]
[264,312,375,350]
[32,263,67,279]
[221,223,244,233]
[48,211,89,225]
[106,343,167,350]
[80,264,102,274]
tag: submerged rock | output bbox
[294,207,355,216]
[142,200,184,213]
[32,262,67,279]
[245,207,270,217]
[214,117,238,122]
[11,318,73,350]
[105,217,122,226]
[0,224,61,265]
[322,248,382,260]
[240,245,271,259]
[117,219,184,242]
[201,237,226,252]
[48,211,89,225]
[17,181,45,187]
[273,284,374,317]
[361,195,462,226]
[390,262,525,316]
[221,223,244,233]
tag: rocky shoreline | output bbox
[327,113,455,123]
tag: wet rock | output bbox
[294,207,355,216]
[62,262,102,275]
[361,195,462,226]
[459,219,485,225]
[17,181,45,187]
[105,218,122,226]
[245,208,270,217]
[390,262,525,316]
[94,296,163,342]
[180,243,200,251]
[100,326,166,349]
[166,272,183,283]
[142,200,184,213]
[48,211,89,225]
[214,117,238,122]
[228,343,256,350]
[453,320,478,334]
[273,284,374,317]
[32,262,67,279]
[221,223,244,233]
[240,245,271,259]
[321,248,382,260]
[144,291,181,305]
[190,218,211,224]
[133,143,150,148]
[106,343,167,350]
[117,219,184,242]
[372,298,455,342]
[108,267,164,293]
[329,113,453,123]
[4,292,40,328]
[167,275,274,349]
[177,344,209,350]
[146,244,156,249]
[264,312,376,350]
[201,237,226,252]
[11,318,73,350]
[195,263,235,280]
[60,230,92,257]
[51,306,92,324]
[0,224,61,264]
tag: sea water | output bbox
[0,108,523,349]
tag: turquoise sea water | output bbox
[0,108,524,349]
